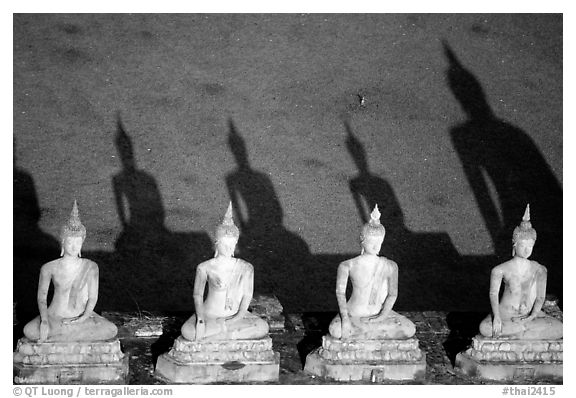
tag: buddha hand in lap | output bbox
[329,205,415,340]
[479,205,562,340]
[181,203,269,341]
[23,201,117,343]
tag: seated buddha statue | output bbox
[329,205,415,340]
[479,205,562,340]
[181,202,269,341]
[23,201,118,342]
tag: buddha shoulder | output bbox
[532,261,547,275]
[492,259,514,274]
[338,258,355,270]
[379,257,397,270]
[82,259,99,273]
[236,258,253,272]
[40,259,61,273]
[196,259,215,272]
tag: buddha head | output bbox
[60,200,86,257]
[360,205,386,255]
[215,202,240,257]
[512,204,537,258]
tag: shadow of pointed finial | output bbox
[228,118,250,170]
[443,39,492,120]
[344,120,369,175]
[442,39,463,71]
[71,199,80,220]
[115,113,135,170]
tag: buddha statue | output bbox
[22,201,118,342]
[329,205,415,340]
[304,205,425,381]
[180,202,269,341]
[479,205,562,340]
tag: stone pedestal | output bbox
[304,335,426,381]
[155,336,280,383]
[455,335,563,381]
[13,338,129,384]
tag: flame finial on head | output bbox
[60,200,86,241]
[370,204,381,222]
[361,204,386,241]
[512,204,537,243]
[215,201,240,240]
[522,204,530,222]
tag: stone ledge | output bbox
[318,335,424,362]
[172,335,273,352]
[14,355,129,385]
[455,351,562,381]
[466,336,563,362]
[169,348,276,363]
[318,347,423,362]
[322,335,420,351]
[166,335,276,363]
[304,349,426,382]
[154,351,280,383]
[472,336,563,352]
[14,338,125,365]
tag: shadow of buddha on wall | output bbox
[225,119,312,313]
[109,115,211,311]
[444,41,562,303]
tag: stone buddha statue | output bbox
[180,202,269,341]
[479,205,562,340]
[22,201,118,342]
[329,205,415,340]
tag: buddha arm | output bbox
[336,262,351,321]
[377,262,398,319]
[529,266,547,319]
[489,267,503,320]
[80,267,98,321]
[37,266,51,321]
[228,265,253,323]
[193,265,208,320]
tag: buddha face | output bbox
[216,236,238,257]
[361,235,384,255]
[62,236,84,257]
[513,238,535,259]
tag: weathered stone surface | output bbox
[13,338,129,384]
[305,349,426,382]
[465,336,563,362]
[305,335,426,381]
[154,336,279,383]
[455,351,562,381]
[455,335,563,381]
[171,335,273,352]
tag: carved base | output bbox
[13,338,129,384]
[154,336,280,383]
[304,335,426,381]
[455,335,563,381]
